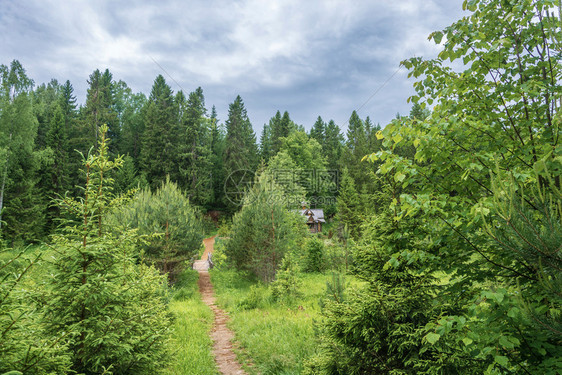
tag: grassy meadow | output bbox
[210,269,363,375]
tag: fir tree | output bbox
[259,122,272,161]
[336,167,361,239]
[43,125,172,374]
[323,120,344,171]
[140,75,178,189]
[224,95,258,176]
[310,115,326,146]
[178,87,212,206]
[209,105,226,207]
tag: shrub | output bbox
[304,237,325,273]
[110,177,203,280]
[271,256,302,302]
[237,284,266,310]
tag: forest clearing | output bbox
[1,0,562,374]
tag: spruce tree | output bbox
[336,167,361,239]
[0,245,71,373]
[116,84,146,165]
[259,123,273,161]
[270,110,295,155]
[43,125,171,374]
[209,105,226,207]
[223,95,259,210]
[323,120,344,171]
[140,75,178,189]
[310,115,326,146]
[177,87,212,206]
[83,69,118,148]
[33,79,61,149]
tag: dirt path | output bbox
[196,236,247,375]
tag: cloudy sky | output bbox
[1,0,465,134]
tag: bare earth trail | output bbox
[194,236,247,375]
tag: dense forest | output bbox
[1,0,562,374]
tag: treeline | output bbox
[0,60,418,244]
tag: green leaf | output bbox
[507,307,519,318]
[494,355,508,367]
[462,337,473,346]
[499,336,514,349]
[425,332,441,345]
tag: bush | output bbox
[271,256,302,302]
[304,237,325,273]
[110,177,203,280]
[237,284,267,310]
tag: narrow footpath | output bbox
[194,236,247,375]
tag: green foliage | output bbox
[42,126,172,374]
[322,1,562,373]
[140,75,179,189]
[0,245,71,374]
[304,237,325,273]
[176,87,213,207]
[0,60,45,243]
[238,284,267,310]
[83,69,118,150]
[336,168,361,240]
[323,272,345,304]
[110,177,203,279]
[271,255,303,301]
[307,208,476,374]
[211,270,335,375]
[167,268,218,374]
[225,172,306,282]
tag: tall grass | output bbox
[167,269,218,375]
[211,270,351,375]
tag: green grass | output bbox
[167,269,218,375]
[167,299,218,375]
[210,269,359,375]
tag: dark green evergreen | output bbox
[140,75,178,189]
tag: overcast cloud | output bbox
[0,0,465,133]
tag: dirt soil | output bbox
[197,236,247,375]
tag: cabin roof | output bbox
[297,208,325,223]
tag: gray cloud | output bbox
[0,0,465,134]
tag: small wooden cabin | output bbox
[297,203,325,233]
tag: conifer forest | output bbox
[1,1,561,374]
